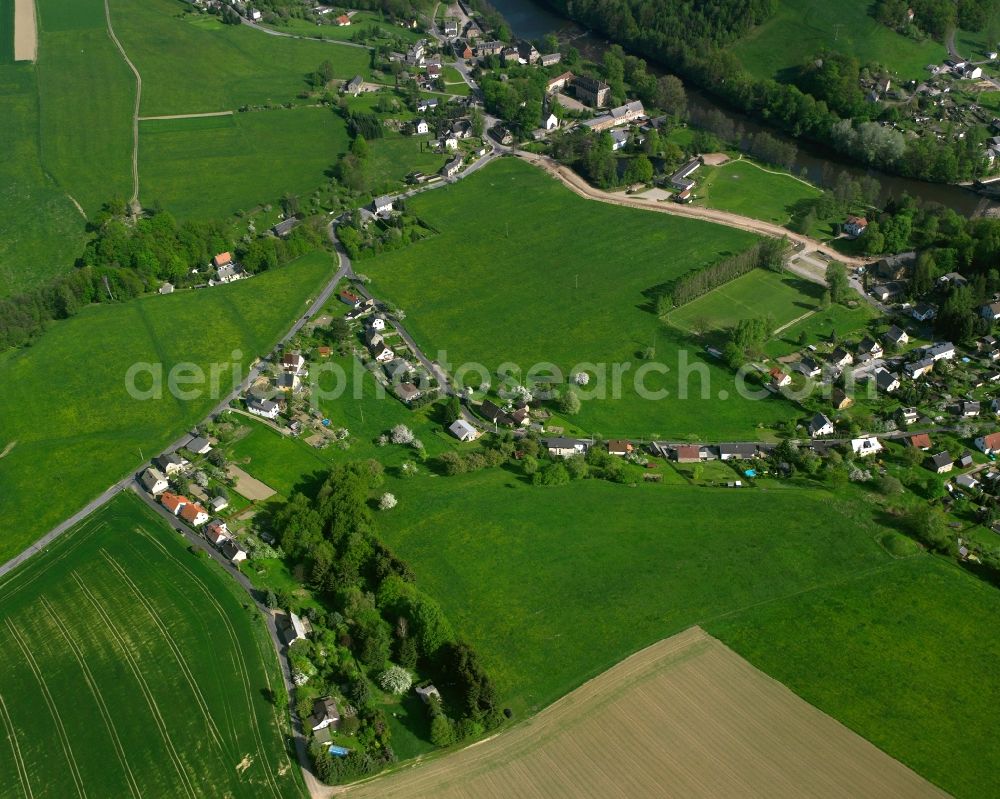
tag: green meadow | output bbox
[734,0,945,83]
[0,491,304,798]
[140,109,350,219]
[363,157,797,439]
[0,0,13,65]
[0,250,334,563]
[693,159,822,225]
[667,268,822,335]
[109,0,372,116]
[377,469,1000,797]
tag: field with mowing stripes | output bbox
[0,492,304,798]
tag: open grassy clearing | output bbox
[667,268,822,335]
[0,491,304,799]
[364,157,798,438]
[375,468,1000,796]
[109,0,371,116]
[35,0,134,216]
[762,300,879,357]
[0,64,89,296]
[0,250,333,563]
[692,158,822,225]
[346,628,943,799]
[140,108,349,219]
[367,133,453,193]
[263,11,424,44]
[734,0,945,83]
[709,556,1000,799]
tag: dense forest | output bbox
[537,0,992,182]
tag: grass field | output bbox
[734,0,945,83]
[348,628,944,799]
[0,491,304,798]
[364,158,799,438]
[0,0,13,65]
[140,109,350,219]
[110,0,372,116]
[693,158,822,225]
[375,469,1000,797]
[762,300,878,357]
[0,250,334,564]
[666,268,822,335]
[262,11,424,44]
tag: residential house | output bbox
[440,135,459,150]
[883,325,909,347]
[460,43,473,59]
[831,387,854,410]
[904,358,934,379]
[844,216,868,237]
[247,397,280,420]
[912,302,937,322]
[607,440,634,456]
[276,371,299,392]
[365,329,384,350]
[830,347,853,368]
[795,357,822,378]
[372,195,394,215]
[210,496,228,513]
[140,467,169,495]
[285,612,309,645]
[518,41,540,63]
[339,289,363,307]
[851,437,883,458]
[545,71,574,93]
[395,382,422,403]
[981,301,1000,321]
[669,158,701,191]
[205,519,230,546]
[441,156,463,178]
[938,272,968,288]
[545,437,589,458]
[856,337,884,361]
[414,118,429,135]
[415,684,442,703]
[271,218,299,238]
[909,433,932,450]
[955,473,980,491]
[870,282,904,302]
[160,492,188,515]
[875,252,916,280]
[674,444,704,463]
[154,452,188,475]
[539,52,561,67]
[416,98,439,113]
[808,412,835,437]
[931,452,954,473]
[769,367,791,387]
[898,407,919,425]
[925,342,956,361]
[448,419,478,441]
[336,13,350,25]
[958,451,974,468]
[221,539,247,564]
[180,502,209,527]
[372,342,395,363]
[282,353,306,374]
[719,443,757,461]
[475,40,505,58]
[976,432,1000,454]
[479,399,513,427]
[543,112,559,131]
[874,368,900,393]
[159,282,174,295]
[609,129,629,151]
[213,257,244,284]
[442,18,458,36]
[187,436,212,455]
[384,358,412,383]
[310,698,340,732]
[573,75,610,107]
[960,401,981,418]
[248,8,262,21]
[368,315,387,332]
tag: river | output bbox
[486,0,993,216]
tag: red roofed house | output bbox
[160,492,189,515]
[180,502,210,527]
[339,290,362,308]
[205,519,230,545]
[607,440,634,457]
[908,433,932,451]
[461,44,473,59]
[674,445,703,463]
[975,432,1000,455]
[844,216,868,238]
[336,14,351,25]
[769,367,791,387]
[212,252,233,268]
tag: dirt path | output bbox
[515,151,869,269]
[138,110,233,122]
[773,309,817,336]
[0,441,16,460]
[103,0,141,211]
[13,0,37,62]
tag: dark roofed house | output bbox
[310,697,340,731]
[931,451,954,473]
[831,387,853,410]
[607,440,633,456]
[395,382,422,404]
[719,443,757,461]
[808,412,835,437]
[271,218,299,237]
[479,399,513,426]
[343,75,364,96]
[883,325,909,347]
[546,437,589,458]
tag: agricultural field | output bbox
[364,158,799,438]
[109,0,372,116]
[666,268,823,336]
[692,158,822,225]
[0,64,89,296]
[734,0,945,83]
[0,0,12,64]
[763,300,879,357]
[0,250,333,564]
[0,491,304,798]
[347,628,944,799]
[262,10,424,44]
[375,468,1000,797]
[367,133,454,193]
[140,109,350,219]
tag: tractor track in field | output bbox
[103,0,141,211]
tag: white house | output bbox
[180,502,210,527]
[154,452,188,475]
[808,412,835,438]
[851,437,883,458]
[282,352,306,374]
[205,519,230,546]
[441,135,459,150]
[965,65,983,79]
[373,343,395,363]
[415,118,429,135]
[905,358,934,379]
[545,437,588,458]
[925,342,956,361]
[369,315,387,332]
[544,112,558,131]
[221,539,247,564]
[844,216,868,237]
[140,467,169,495]
[210,495,228,513]
[874,368,900,393]
[286,612,309,645]
[610,129,629,151]
[449,419,479,441]
[372,195,394,215]
[247,397,280,420]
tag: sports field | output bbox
[667,268,822,335]
[693,159,822,225]
[346,628,944,799]
[364,158,798,438]
[109,0,372,116]
[733,0,945,83]
[0,250,334,564]
[140,109,350,219]
[0,491,304,799]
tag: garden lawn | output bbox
[364,158,799,439]
[109,0,372,115]
[0,65,89,296]
[0,250,333,563]
[708,556,1000,799]
[666,268,823,335]
[0,491,304,799]
[140,109,350,219]
[692,159,822,226]
[733,0,945,83]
